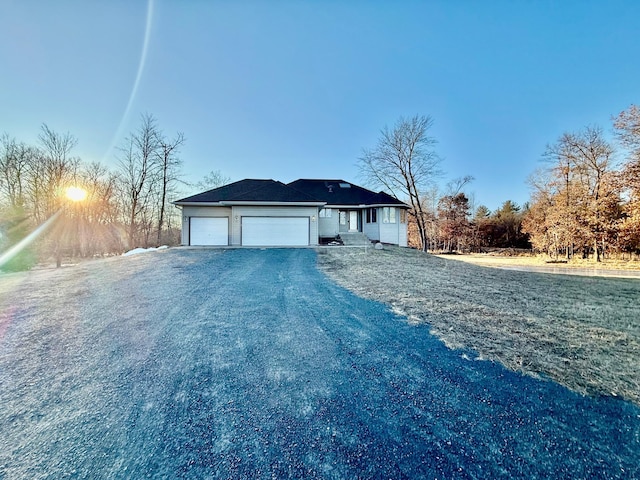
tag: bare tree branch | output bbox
[358,115,442,251]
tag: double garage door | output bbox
[241,217,309,246]
[189,216,309,246]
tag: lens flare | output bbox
[0,211,62,269]
[102,0,155,163]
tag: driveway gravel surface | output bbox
[0,248,639,479]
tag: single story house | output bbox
[173,179,409,247]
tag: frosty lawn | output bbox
[319,246,640,405]
[0,248,638,478]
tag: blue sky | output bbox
[1,1,639,211]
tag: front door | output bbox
[349,211,358,232]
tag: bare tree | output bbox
[614,105,640,254]
[526,126,619,261]
[28,125,81,265]
[0,135,32,209]
[117,114,161,249]
[38,124,77,166]
[614,105,640,198]
[116,114,189,248]
[29,125,80,222]
[0,135,36,271]
[542,132,581,259]
[195,169,231,191]
[614,104,640,157]
[156,132,185,244]
[567,127,617,261]
[419,186,441,251]
[445,175,474,197]
[73,162,123,256]
[359,115,442,251]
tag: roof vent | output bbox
[339,183,351,188]
[327,185,333,193]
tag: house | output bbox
[173,179,409,247]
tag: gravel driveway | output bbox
[0,248,638,479]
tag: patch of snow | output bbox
[122,246,169,257]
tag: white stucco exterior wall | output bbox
[318,209,339,238]
[379,207,408,247]
[363,214,379,241]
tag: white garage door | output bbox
[242,217,309,246]
[190,217,229,246]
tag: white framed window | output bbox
[382,207,396,224]
[319,208,332,218]
[339,211,347,225]
[366,208,377,223]
[400,209,407,223]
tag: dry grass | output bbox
[317,246,640,405]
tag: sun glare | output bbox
[65,186,88,202]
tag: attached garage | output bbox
[189,217,229,246]
[241,217,309,246]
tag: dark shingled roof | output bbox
[174,178,408,207]
[232,181,323,203]
[287,179,408,207]
[174,179,323,204]
[364,191,408,206]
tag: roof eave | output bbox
[220,201,326,206]
[367,203,411,209]
[172,201,225,206]
[324,203,410,209]
[323,204,364,209]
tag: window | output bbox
[382,207,396,223]
[319,208,332,218]
[366,207,377,223]
[339,211,347,225]
[400,209,407,223]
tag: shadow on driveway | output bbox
[0,249,638,478]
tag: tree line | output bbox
[405,179,530,253]
[359,107,640,261]
[523,105,640,261]
[4,107,638,270]
[359,115,530,254]
[0,114,190,271]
